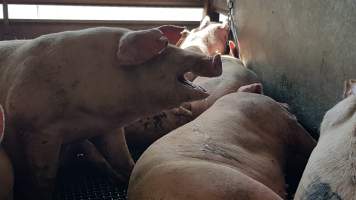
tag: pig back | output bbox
[193,55,259,94]
[130,92,297,198]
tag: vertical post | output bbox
[3,1,8,25]
[204,0,219,22]
[2,2,10,40]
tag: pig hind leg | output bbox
[91,128,134,183]
[61,140,126,182]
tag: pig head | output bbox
[179,16,229,56]
[0,26,222,200]
[0,105,13,200]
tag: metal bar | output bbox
[3,2,9,25]
[210,0,228,14]
[5,0,204,7]
[204,0,219,22]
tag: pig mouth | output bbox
[177,74,207,94]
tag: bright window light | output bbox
[0,5,3,19]
[8,4,203,21]
[219,14,228,23]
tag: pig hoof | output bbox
[238,83,263,94]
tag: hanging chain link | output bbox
[227,0,238,44]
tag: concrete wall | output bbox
[232,0,356,136]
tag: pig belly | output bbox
[0,148,13,200]
[128,160,282,200]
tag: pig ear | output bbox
[343,79,356,98]
[238,83,263,94]
[0,105,4,142]
[158,25,186,45]
[228,40,240,58]
[199,15,211,30]
[117,28,169,66]
[176,29,190,47]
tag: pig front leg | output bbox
[21,128,62,200]
[92,128,134,183]
[61,140,124,181]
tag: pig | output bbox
[179,16,229,56]
[294,79,356,200]
[0,105,14,200]
[61,17,230,181]
[128,84,316,200]
[179,16,229,81]
[0,26,222,200]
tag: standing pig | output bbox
[294,80,356,200]
[128,84,316,200]
[0,26,222,200]
[0,105,13,200]
[62,17,230,181]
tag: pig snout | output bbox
[192,54,222,78]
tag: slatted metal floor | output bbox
[56,161,128,200]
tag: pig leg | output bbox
[61,140,125,181]
[92,128,134,183]
[22,129,62,200]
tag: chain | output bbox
[227,0,238,45]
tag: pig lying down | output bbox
[128,84,316,200]
[0,26,222,200]
[294,80,356,200]
[0,105,13,200]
